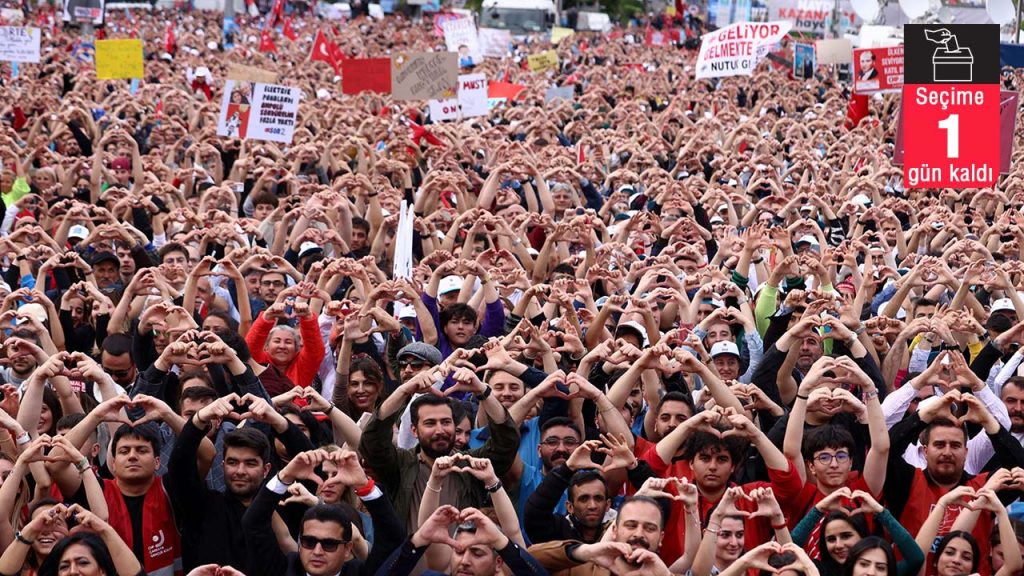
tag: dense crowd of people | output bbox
[0,3,1022,576]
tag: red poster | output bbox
[341,58,392,95]
[853,46,903,94]
[487,81,527,100]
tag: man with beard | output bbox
[359,366,520,532]
[527,496,674,575]
[1000,376,1024,445]
[164,386,316,572]
[883,389,1024,574]
[524,429,618,545]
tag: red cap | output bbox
[110,157,131,171]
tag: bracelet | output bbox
[425,482,442,493]
[14,531,32,545]
[475,386,493,401]
[15,432,30,446]
[771,521,787,530]
[75,457,90,474]
[354,477,376,498]
[704,526,719,535]
[863,389,879,401]
[485,480,503,493]
[796,394,809,400]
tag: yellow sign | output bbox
[527,50,559,72]
[551,27,574,44]
[95,39,143,79]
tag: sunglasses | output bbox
[298,536,346,552]
[398,359,427,369]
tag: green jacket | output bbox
[358,402,521,531]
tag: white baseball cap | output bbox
[710,341,740,358]
[298,242,322,258]
[69,225,89,240]
[439,275,463,295]
[992,298,1015,312]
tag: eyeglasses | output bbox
[261,280,286,288]
[298,535,346,552]
[105,368,133,378]
[542,437,581,448]
[815,452,851,465]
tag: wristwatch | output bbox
[475,386,493,401]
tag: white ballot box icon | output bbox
[934,49,973,82]
[925,28,974,82]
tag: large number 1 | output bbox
[938,114,960,159]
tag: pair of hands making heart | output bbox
[430,453,498,485]
[711,486,786,525]
[565,433,637,473]
[413,505,514,554]
[20,503,111,540]
[194,392,289,433]
[814,487,885,516]
[158,330,238,368]
[571,541,673,576]
[918,388,999,433]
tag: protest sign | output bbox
[368,4,384,19]
[62,0,104,25]
[815,38,852,64]
[852,45,902,94]
[527,50,559,72]
[0,27,40,63]
[391,52,458,100]
[793,42,815,78]
[765,0,857,36]
[478,28,511,58]
[708,0,752,26]
[441,16,481,66]
[544,85,575,102]
[226,62,278,84]
[341,58,392,95]
[95,39,143,79]
[429,73,488,121]
[217,80,300,144]
[551,26,574,43]
[695,21,792,79]
[433,12,463,37]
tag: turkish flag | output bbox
[259,28,277,53]
[165,23,176,54]
[282,17,297,41]
[405,117,444,148]
[845,93,869,130]
[310,30,339,72]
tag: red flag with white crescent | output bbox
[283,17,297,41]
[259,28,277,53]
[165,23,176,54]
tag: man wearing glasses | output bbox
[243,448,404,576]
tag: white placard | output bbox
[695,21,792,79]
[368,4,384,19]
[429,73,488,121]
[0,27,40,63]
[441,16,481,66]
[478,27,511,59]
[764,0,858,35]
[217,80,300,144]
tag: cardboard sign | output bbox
[902,24,1001,188]
[441,17,481,67]
[226,62,278,84]
[391,52,458,100]
[429,73,488,121]
[95,39,143,79]
[0,27,40,63]
[478,28,511,58]
[217,80,300,144]
[815,38,852,64]
[695,21,792,79]
[544,85,575,102]
[852,45,903,94]
[341,58,392,95]
[765,0,857,36]
[527,50,559,72]
[551,26,574,43]
[793,42,815,79]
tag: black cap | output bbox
[91,252,120,268]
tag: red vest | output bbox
[103,477,183,576]
[898,470,992,576]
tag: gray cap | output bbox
[397,342,442,366]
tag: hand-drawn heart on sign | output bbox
[391,52,458,101]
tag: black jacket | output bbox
[165,415,315,571]
[242,483,405,576]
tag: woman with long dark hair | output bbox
[916,486,1022,576]
[791,489,923,576]
[840,537,897,576]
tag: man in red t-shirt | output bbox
[782,356,889,558]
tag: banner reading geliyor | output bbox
[696,21,792,79]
